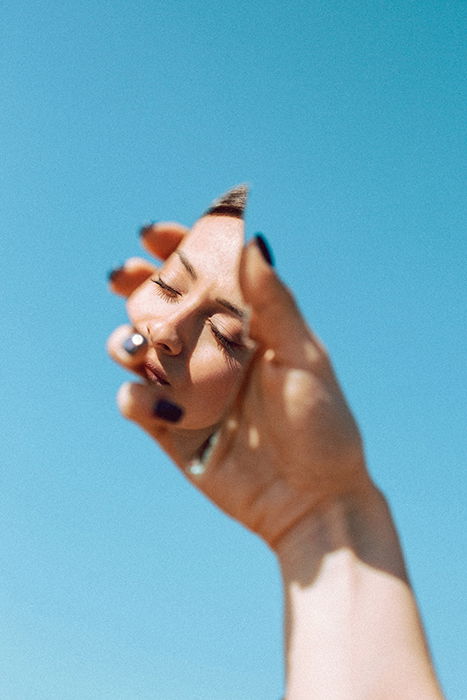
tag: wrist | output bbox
[275,485,408,584]
[277,487,444,700]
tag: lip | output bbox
[141,359,170,386]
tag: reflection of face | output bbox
[127,215,249,430]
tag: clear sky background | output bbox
[1,1,466,698]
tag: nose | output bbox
[145,311,188,357]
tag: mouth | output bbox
[141,359,170,386]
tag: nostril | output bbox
[145,322,182,356]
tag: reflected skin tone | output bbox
[122,215,251,435]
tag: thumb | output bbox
[240,236,323,367]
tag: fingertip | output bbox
[138,221,158,237]
[116,381,135,418]
[116,380,153,423]
[254,233,274,266]
[240,237,313,361]
[107,265,125,283]
[106,324,147,364]
[122,331,148,356]
[139,221,189,260]
[240,235,279,308]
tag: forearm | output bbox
[276,487,444,700]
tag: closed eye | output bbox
[151,277,245,363]
[151,276,181,302]
[207,320,244,360]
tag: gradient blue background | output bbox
[1,1,465,698]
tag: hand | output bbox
[106,223,444,700]
[179,238,373,548]
[108,227,373,549]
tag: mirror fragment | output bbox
[127,185,255,469]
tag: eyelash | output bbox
[207,320,239,358]
[151,277,241,359]
[152,277,181,303]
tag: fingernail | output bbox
[254,233,274,266]
[122,332,147,355]
[107,265,124,282]
[139,221,158,237]
[153,398,184,423]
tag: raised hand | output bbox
[181,237,371,549]
[106,191,445,700]
[107,196,370,549]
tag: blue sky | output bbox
[1,1,466,698]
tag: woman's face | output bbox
[126,215,250,431]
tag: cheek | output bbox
[181,349,243,429]
[126,283,161,321]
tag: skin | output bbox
[107,215,252,463]
[108,219,445,699]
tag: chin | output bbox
[173,400,225,431]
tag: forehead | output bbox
[176,215,244,297]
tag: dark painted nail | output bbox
[153,399,184,423]
[139,221,158,237]
[254,233,274,266]
[107,265,124,282]
[123,332,148,355]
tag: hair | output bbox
[203,183,249,218]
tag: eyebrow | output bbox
[215,297,246,319]
[176,251,198,279]
[175,250,245,319]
